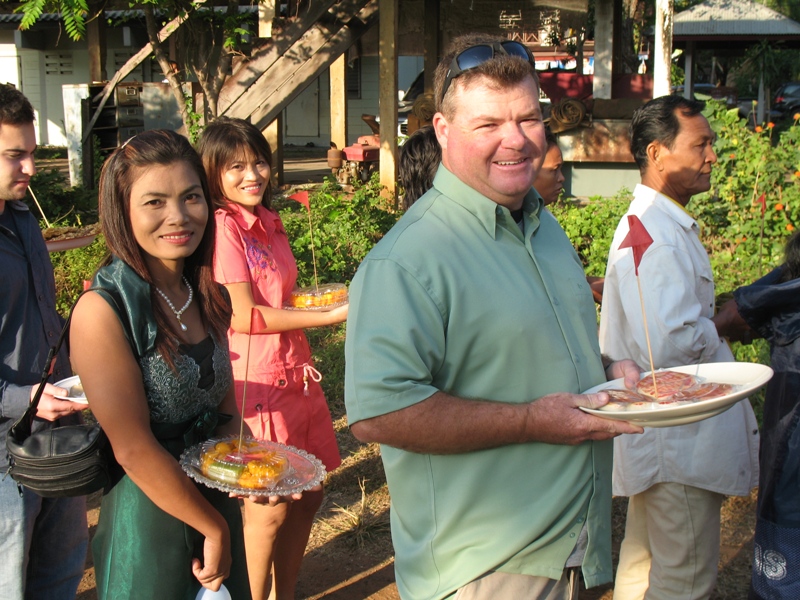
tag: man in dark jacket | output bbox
[0,83,88,599]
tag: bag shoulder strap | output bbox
[9,287,127,440]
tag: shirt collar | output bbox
[635,184,698,232]
[216,201,282,235]
[6,200,30,213]
[431,165,543,239]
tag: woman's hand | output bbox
[191,528,232,591]
[230,486,317,505]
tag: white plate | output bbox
[579,362,773,428]
[53,375,88,404]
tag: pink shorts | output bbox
[235,365,342,472]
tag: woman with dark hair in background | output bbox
[69,130,252,599]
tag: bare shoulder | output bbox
[71,291,127,344]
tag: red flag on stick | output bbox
[249,307,269,334]
[619,215,654,276]
[754,192,766,216]
[288,191,310,212]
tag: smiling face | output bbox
[128,161,208,273]
[0,122,36,211]
[220,149,271,212]
[433,74,547,210]
[645,111,717,206]
[534,143,565,206]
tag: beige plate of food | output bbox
[43,224,100,253]
[579,362,773,427]
[53,375,88,404]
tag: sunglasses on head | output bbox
[439,41,535,105]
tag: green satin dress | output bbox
[90,259,251,600]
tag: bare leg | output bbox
[269,489,324,600]
[243,500,289,600]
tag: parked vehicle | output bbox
[774,82,800,116]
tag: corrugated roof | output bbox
[675,0,800,37]
[0,6,257,25]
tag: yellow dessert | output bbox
[200,439,289,489]
[286,284,348,309]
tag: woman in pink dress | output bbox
[198,118,346,600]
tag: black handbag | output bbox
[6,295,112,498]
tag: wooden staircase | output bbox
[218,0,378,129]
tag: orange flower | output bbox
[755,126,763,133]
[768,122,775,129]
[729,153,736,160]
[788,224,796,232]
[776,203,785,211]
[795,113,800,121]
[796,170,800,178]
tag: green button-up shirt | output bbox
[345,165,612,599]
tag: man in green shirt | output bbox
[344,33,642,600]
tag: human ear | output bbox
[646,141,665,171]
[432,113,449,151]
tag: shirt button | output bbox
[576,517,584,523]
[255,403,263,411]
[37,295,43,301]
[48,331,54,338]
[570,532,576,538]
[278,379,287,387]
[267,245,272,250]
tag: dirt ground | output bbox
[77,428,758,600]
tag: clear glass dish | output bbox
[283,283,348,311]
[180,435,326,496]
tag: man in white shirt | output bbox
[598,95,760,600]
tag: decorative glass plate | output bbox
[180,435,326,496]
[579,362,773,428]
[53,375,89,404]
[283,283,348,311]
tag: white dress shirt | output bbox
[599,184,759,497]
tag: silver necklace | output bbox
[154,276,193,331]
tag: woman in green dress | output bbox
[70,130,255,599]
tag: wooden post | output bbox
[378,0,398,202]
[86,0,107,82]
[263,115,284,187]
[330,53,348,149]
[684,41,695,100]
[259,0,276,38]
[423,0,439,94]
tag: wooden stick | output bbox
[237,321,255,454]
[28,187,51,228]
[636,274,658,397]
[307,209,319,291]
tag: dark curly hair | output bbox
[0,84,34,126]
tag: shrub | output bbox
[277,174,399,287]
[549,188,633,277]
